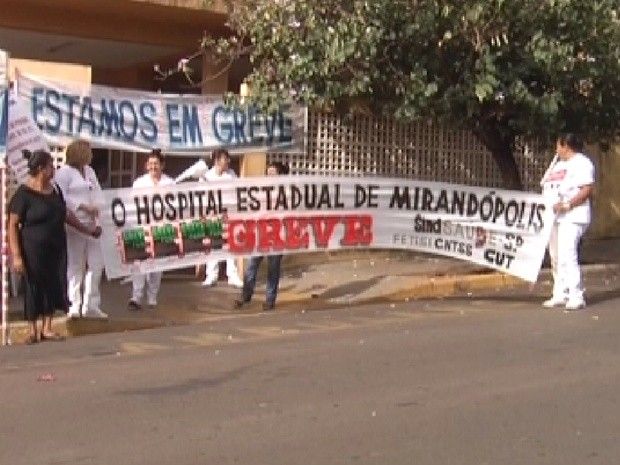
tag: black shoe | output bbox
[127,300,142,311]
[262,302,275,311]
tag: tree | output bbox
[204,0,620,189]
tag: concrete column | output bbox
[235,153,267,277]
[587,143,620,238]
[240,152,267,177]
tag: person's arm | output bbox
[8,213,25,274]
[175,159,208,183]
[554,184,594,214]
[568,184,594,208]
[65,209,102,238]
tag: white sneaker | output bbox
[565,299,586,310]
[201,276,217,287]
[67,310,81,319]
[227,276,244,288]
[542,296,568,308]
[147,300,157,308]
[83,309,109,319]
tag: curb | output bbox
[5,263,617,345]
[6,316,165,346]
[276,263,619,308]
[386,272,522,302]
[276,271,522,308]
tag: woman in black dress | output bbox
[8,150,102,344]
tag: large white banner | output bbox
[0,50,7,162]
[99,176,554,282]
[5,91,49,183]
[15,74,305,154]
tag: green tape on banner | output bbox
[153,224,176,244]
[123,228,146,249]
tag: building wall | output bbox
[8,58,90,83]
[92,65,154,91]
[0,0,227,54]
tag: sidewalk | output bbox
[5,238,619,344]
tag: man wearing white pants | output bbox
[131,272,162,309]
[541,134,595,310]
[55,140,107,319]
[176,149,243,287]
[203,149,243,287]
[128,150,175,310]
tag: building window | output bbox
[106,149,137,188]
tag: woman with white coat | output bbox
[55,140,107,319]
[128,149,176,310]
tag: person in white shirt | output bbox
[177,149,243,287]
[540,133,595,310]
[55,140,107,319]
[128,149,175,310]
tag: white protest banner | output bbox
[0,50,7,162]
[15,74,305,154]
[99,176,554,282]
[1,49,8,347]
[6,91,49,183]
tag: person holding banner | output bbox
[177,149,244,288]
[128,149,175,310]
[8,150,102,344]
[234,161,289,311]
[541,134,595,310]
[202,149,243,287]
[55,140,107,319]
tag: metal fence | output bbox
[269,111,554,191]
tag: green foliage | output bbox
[205,0,620,186]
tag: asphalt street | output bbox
[1,293,619,465]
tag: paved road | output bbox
[1,294,619,465]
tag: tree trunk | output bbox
[473,126,523,190]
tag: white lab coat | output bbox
[130,173,175,306]
[204,166,237,181]
[54,164,103,316]
[132,173,175,189]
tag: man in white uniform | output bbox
[540,133,595,310]
[55,140,107,319]
[176,148,243,287]
[128,149,175,309]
